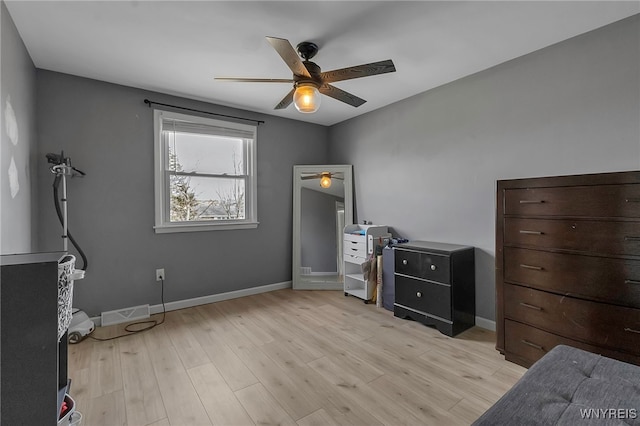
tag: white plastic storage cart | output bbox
[343,224,390,302]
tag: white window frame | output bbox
[153,109,258,233]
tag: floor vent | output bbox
[101,304,150,326]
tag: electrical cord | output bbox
[53,175,89,271]
[88,278,166,342]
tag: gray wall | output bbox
[36,70,329,316]
[300,187,340,272]
[1,1,37,255]
[8,8,640,324]
[328,15,640,322]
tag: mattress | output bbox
[473,345,640,425]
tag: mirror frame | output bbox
[292,164,353,290]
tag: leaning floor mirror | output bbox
[293,165,353,290]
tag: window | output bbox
[154,110,257,233]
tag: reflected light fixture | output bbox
[319,172,332,188]
[294,82,321,113]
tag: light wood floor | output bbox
[68,289,526,426]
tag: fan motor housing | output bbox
[296,41,318,60]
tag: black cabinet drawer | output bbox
[394,249,450,284]
[395,275,451,320]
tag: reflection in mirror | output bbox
[293,165,353,290]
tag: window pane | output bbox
[155,109,257,232]
[167,131,246,175]
[169,175,245,222]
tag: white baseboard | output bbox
[91,282,493,333]
[101,304,150,326]
[91,280,292,327]
[475,316,496,331]
[149,280,292,314]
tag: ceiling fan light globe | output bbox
[320,173,332,188]
[294,84,321,113]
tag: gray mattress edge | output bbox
[472,345,640,425]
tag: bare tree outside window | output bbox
[169,149,245,221]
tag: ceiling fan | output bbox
[215,36,396,113]
[301,171,343,188]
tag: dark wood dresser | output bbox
[394,241,475,337]
[496,171,640,368]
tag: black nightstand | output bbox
[393,241,475,337]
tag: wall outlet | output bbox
[156,268,165,281]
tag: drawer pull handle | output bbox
[430,264,437,271]
[626,198,640,203]
[624,327,640,334]
[519,302,542,311]
[402,259,408,265]
[416,292,422,298]
[519,230,543,235]
[625,279,640,285]
[519,200,544,204]
[624,236,640,241]
[521,340,544,351]
[520,264,544,271]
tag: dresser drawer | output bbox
[344,253,366,265]
[504,284,640,355]
[344,239,366,251]
[344,233,366,243]
[344,239,367,259]
[504,319,640,367]
[504,184,640,218]
[504,247,640,308]
[504,218,640,255]
[394,249,450,284]
[395,275,451,321]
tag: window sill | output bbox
[154,221,259,234]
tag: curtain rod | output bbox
[143,99,265,125]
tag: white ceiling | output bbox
[6,1,639,126]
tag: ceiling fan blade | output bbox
[301,175,343,181]
[301,172,343,181]
[319,84,366,108]
[266,36,311,78]
[274,88,295,110]
[320,59,396,83]
[215,77,295,83]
